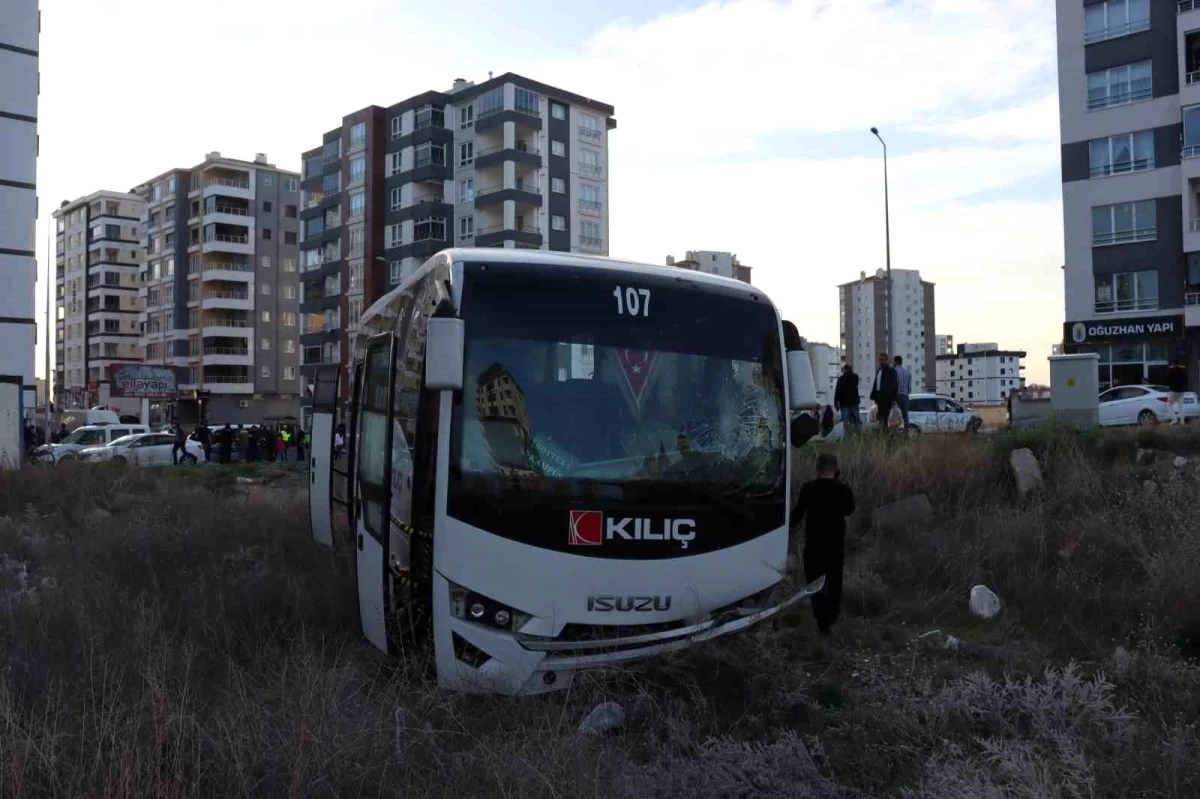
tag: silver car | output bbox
[79,432,204,466]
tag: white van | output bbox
[31,422,151,464]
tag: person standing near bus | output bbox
[793,453,855,636]
[869,353,898,431]
[834,363,861,432]
[893,355,912,428]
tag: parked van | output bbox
[57,407,123,431]
[31,422,151,464]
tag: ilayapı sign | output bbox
[108,364,182,399]
[1065,315,1184,345]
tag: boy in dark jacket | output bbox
[793,453,855,635]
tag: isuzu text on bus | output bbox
[308,249,823,695]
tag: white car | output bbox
[31,423,150,464]
[904,394,983,433]
[1098,385,1200,426]
[78,431,205,466]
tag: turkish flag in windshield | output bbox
[617,349,658,403]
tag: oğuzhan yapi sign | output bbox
[1064,314,1184,345]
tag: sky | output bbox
[31,0,1066,384]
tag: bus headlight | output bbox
[449,582,531,632]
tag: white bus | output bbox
[309,249,823,695]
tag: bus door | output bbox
[356,333,397,652]
[309,364,339,548]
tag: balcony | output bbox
[202,203,252,228]
[1182,0,1199,12]
[202,261,254,282]
[1093,298,1158,314]
[475,143,542,171]
[579,199,603,216]
[202,318,252,338]
[203,177,252,201]
[202,346,252,366]
[1092,227,1156,247]
[475,183,542,208]
[578,235,604,252]
[203,375,254,394]
[475,224,543,249]
[201,290,252,311]
[1186,290,1200,327]
[1084,17,1150,45]
[578,125,603,142]
[202,232,253,256]
[578,162,604,179]
[1086,79,1152,111]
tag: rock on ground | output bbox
[579,701,626,735]
[1009,448,1044,495]
[872,494,933,531]
[1136,448,1157,465]
[1144,480,1159,496]
[1174,456,1189,469]
[969,585,1002,619]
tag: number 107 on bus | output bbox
[613,286,651,317]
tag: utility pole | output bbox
[870,127,893,358]
[44,217,52,435]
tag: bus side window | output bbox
[358,341,395,540]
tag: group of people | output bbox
[830,353,914,434]
[181,422,309,465]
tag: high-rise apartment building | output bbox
[665,250,752,283]
[935,342,1026,405]
[52,191,146,414]
[136,152,302,423]
[1,0,39,417]
[839,268,936,398]
[1056,0,1200,390]
[297,73,615,415]
[935,334,955,356]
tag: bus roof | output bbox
[359,248,769,334]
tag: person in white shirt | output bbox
[893,355,913,429]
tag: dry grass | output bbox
[0,428,1198,797]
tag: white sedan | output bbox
[79,432,205,466]
[904,394,983,433]
[1098,385,1200,426]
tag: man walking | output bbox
[893,355,913,429]
[869,353,898,431]
[793,453,855,636]
[833,363,861,432]
[171,422,187,466]
[1167,359,1188,425]
[219,423,233,464]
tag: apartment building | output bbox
[935,342,1027,405]
[935,334,955,356]
[839,268,936,399]
[665,250,752,283]
[298,73,616,416]
[1057,0,1200,390]
[0,0,39,418]
[136,152,301,424]
[52,191,146,415]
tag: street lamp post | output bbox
[870,127,893,358]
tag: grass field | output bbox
[1,427,1199,797]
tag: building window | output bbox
[262,283,271,296]
[387,224,403,248]
[349,226,364,256]
[286,179,298,192]
[459,216,474,239]
[323,173,340,194]
[1084,0,1150,45]
[283,312,296,326]
[350,190,365,219]
[391,116,402,139]
[349,156,366,184]
[551,177,565,194]
[349,261,363,292]
[390,261,402,285]
[1087,60,1152,110]
[263,200,273,213]
[551,102,566,120]
[458,105,474,129]
[284,339,296,354]
[413,217,445,242]
[350,122,366,147]
[459,142,473,166]
[551,215,566,231]
[285,204,297,218]
[1091,200,1156,245]
[415,143,445,168]
[264,176,273,186]
[514,87,540,117]
[1089,130,1154,177]
[551,140,565,157]
[390,188,402,210]
[285,231,297,245]
[284,366,296,380]
[283,285,296,300]
[1095,270,1158,313]
[261,337,270,351]
[262,311,271,323]
[261,366,271,378]
[262,228,272,240]
[458,178,474,203]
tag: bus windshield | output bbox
[448,260,786,558]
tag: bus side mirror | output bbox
[425,317,465,391]
[787,349,819,412]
